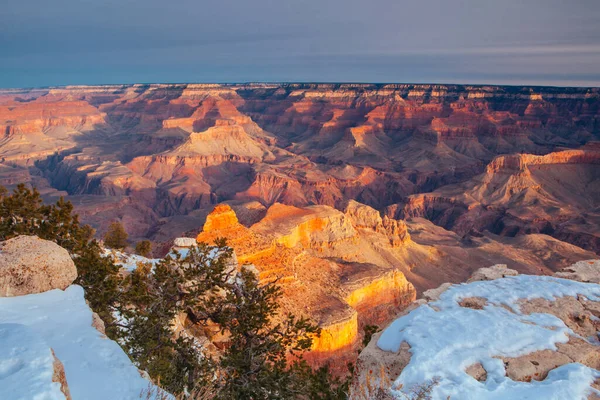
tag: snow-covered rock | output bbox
[102,248,160,272]
[351,262,600,400]
[0,236,77,297]
[173,237,197,248]
[0,285,165,400]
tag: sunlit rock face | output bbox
[196,203,417,367]
[202,204,240,232]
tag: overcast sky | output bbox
[1,0,599,88]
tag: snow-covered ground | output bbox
[102,242,203,272]
[102,249,160,272]
[0,286,164,400]
[0,323,66,400]
[377,275,600,400]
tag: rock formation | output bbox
[51,348,72,400]
[191,200,597,367]
[1,82,599,374]
[0,83,597,249]
[195,203,417,367]
[350,260,600,399]
[0,236,161,400]
[0,235,77,297]
[389,147,600,253]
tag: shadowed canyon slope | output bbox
[1,83,599,361]
[1,82,598,260]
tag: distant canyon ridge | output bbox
[1,83,599,362]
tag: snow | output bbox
[102,249,160,272]
[167,246,223,263]
[0,286,166,400]
[377,275,600,400]
[0,323,65,400]
[103,245,223,273]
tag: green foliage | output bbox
[120,244,348,399]
[118,245,234,394]
[104,221,128,249]
[0,184,93,250]
[363,325,380,348]
[209,267,321,400]
[0,184,122,335]
[121,258,201,393]
[74,241,121,333]
[296,363,351,400]
[135,240,153,257]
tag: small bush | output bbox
[104,221,128,249]
[135,240,153,258]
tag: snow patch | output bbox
[377,275,600,400]
[0,286,164,400]
[102,248,160,272]
[0,323,65,400]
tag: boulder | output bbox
[422,282,452,301]
[467,263,518,282]
[554,259,600,283]
[173,237,197,248]
[0,236,77,297]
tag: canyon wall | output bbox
[195,203,417,366]
[1,83,598,369]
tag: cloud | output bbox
[0,0,599,87]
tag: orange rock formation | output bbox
[196,203,417,366]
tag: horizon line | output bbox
[2,80,600,91]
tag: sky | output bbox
[1,0,600,88]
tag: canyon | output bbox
[1,83,599,365]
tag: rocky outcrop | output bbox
[202,204,240,232]
[555,260,600,283]
[51,349,72,400]
[486,150,600,174]
[351,261,600,399]
[0,236,77,297]
[467,263,519,282]
[390,148,600,253]
[195,203,416,367]
[345,200,410,246]
[0,98,105,165]
[172,237,197,247]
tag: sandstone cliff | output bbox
[195,203,417,367]
[191,200,597,368]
